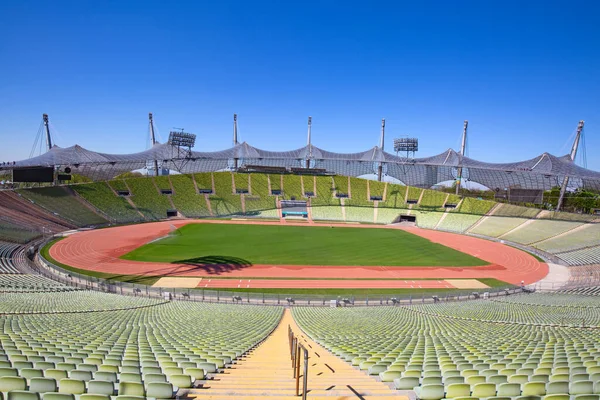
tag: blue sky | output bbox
[0,1,598,170]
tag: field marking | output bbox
[445,279,490,289]
[152,277,202,288]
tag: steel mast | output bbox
[556,120,585,211]
[455,120,468,195]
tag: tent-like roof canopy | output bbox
[1,141,599,191]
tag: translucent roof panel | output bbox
[1,141,599,190]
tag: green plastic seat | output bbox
[168,374,192,389]
[92,372,116,383]
[546,381,569,395]
[368,365,387,375]
[497,383,522,397]
[69,371,92,382]
[571,381,594,395]
[118,373,142,383]
[77,365,97,373]
[0,369,18,378]
[542,395,570,400]
[488,375,508,384]
[142,367,162,376]
[13,362,34,371]
[404,370,422,378]
[509,374,529,384]
[97,366,118,374]
[145,382,174,399]
[414,384,444,400]
[42,394,74,400]
[86,381,114,396]
[20,369,44,380]
[34,364,54,372]
[28,378,57,394]
[55,364,75,373]
[79,395,110,400]
[465,376,485,385]
[379,370,402,382]
[44,371,67,381]
[142,374,167,384]
[118,382,145,397]
[0,376,27,392]
[120,367,139,374]
[572,396,600,400]
[445,383,470,398]
[196,363,216,374]
[523,382,547,396]
[114,396,145,400]
[444,376,464,385]
[472,383,496,398]
[550,374,569,382]
[7,392,40,400]
[57,379,86,395]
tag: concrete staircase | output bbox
[190,309,404,399]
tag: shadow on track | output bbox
[170,255,253,275]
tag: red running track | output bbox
[199,278,454,289]
[49,219,548,286]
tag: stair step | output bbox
[190,396,402,399]
[191,309,406,399]
[192,388,397,395]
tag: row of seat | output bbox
[0,275,70,292]
[563,286,600,296]
[292,293,600,399]
[412,299,600,326]
[0,291,161,313]
[409,380,599,400]
[0,376,174,398]
[554,246,600,266]
[0,243,21,274]
[0,292,283,398]
[492,293,600,308]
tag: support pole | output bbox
[378,119,385,181]
[149,113,159,176]
[556,120,585,211]
[455,120,468,195]
[43,114,52,151]
[302,348,309,400]
[306,116,312,169]
[233,114,239,170]
[295,345,301,395]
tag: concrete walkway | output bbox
[530,263,571,290]
[190,309,405,399]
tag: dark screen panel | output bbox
[13,167,54,183]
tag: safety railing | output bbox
[289,325,309,399]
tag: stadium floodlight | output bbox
[168,131,196,149]
[393,137,419,153]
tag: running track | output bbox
[49,220,548,288]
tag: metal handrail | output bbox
[289,325,309,399]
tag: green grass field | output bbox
[121,223,488,267]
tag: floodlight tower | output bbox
[455,120,468,195]
[233,114,239,170]
[556,120,585,212]
[149,113,159,176]
[43,114,52,151]
[306,116,312,169]
[378,119,385,181]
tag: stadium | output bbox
[1,114,600,399]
